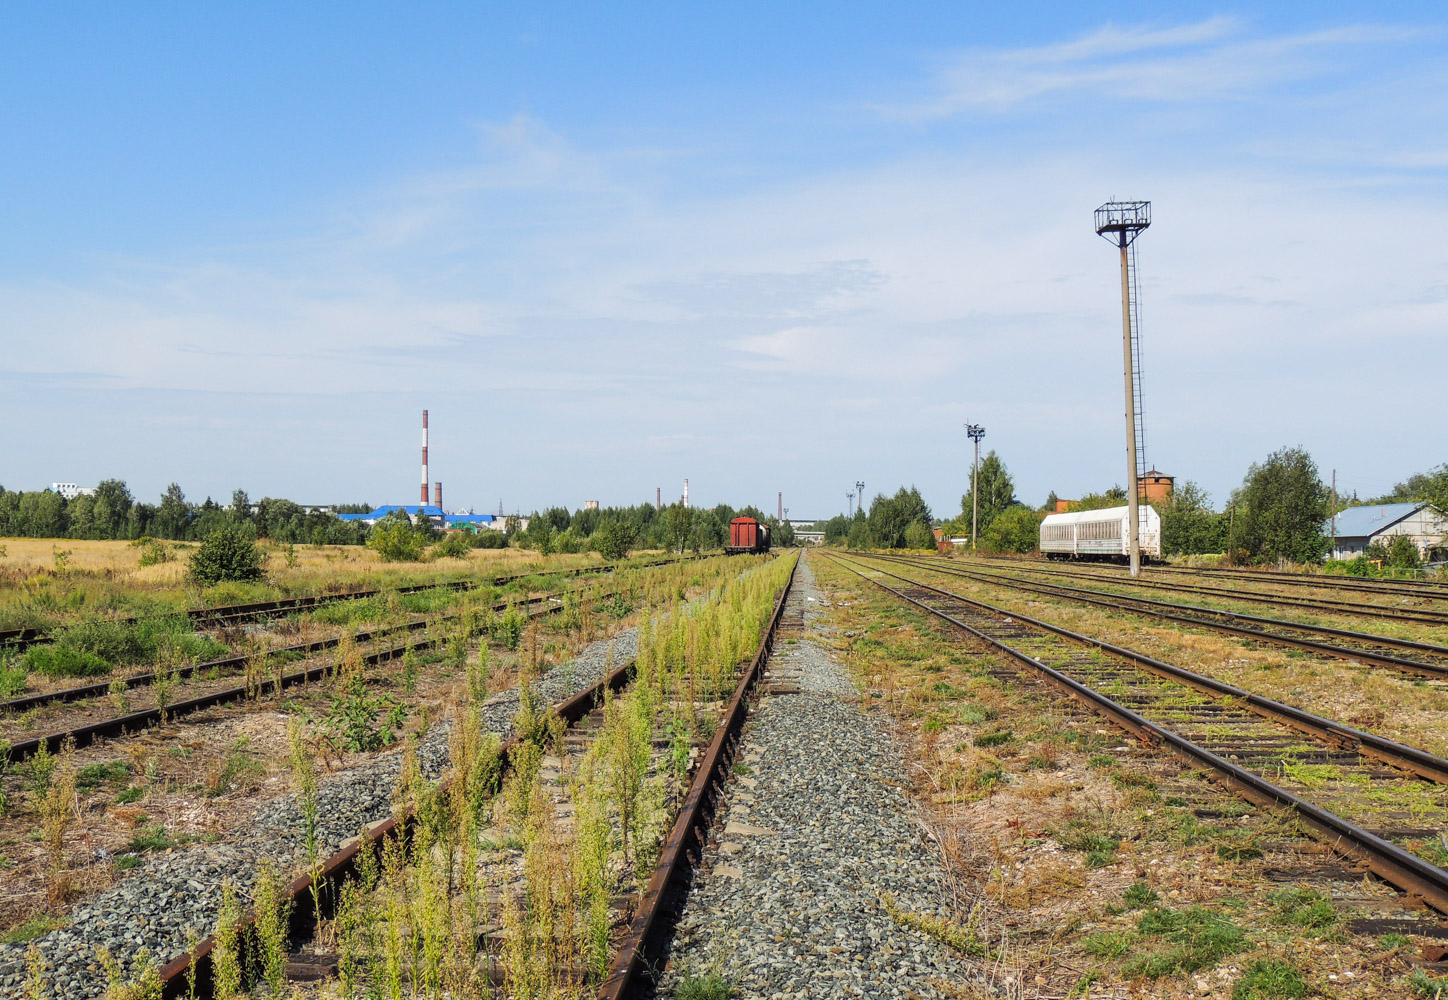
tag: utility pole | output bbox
[965,424,985,551]
[1331,469,1337,558]
[846,493,854,518]
[1095,200,1151,577]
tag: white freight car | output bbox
[1039,505,1162,562]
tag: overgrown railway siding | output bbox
[829,555,1448,914]
[972,557,1448,629]
[871,552,1448,680]
[813,555,1448,998]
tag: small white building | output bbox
[1324,502,1448,561]
[51,483,96,500]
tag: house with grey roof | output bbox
[1323,502,1448,561]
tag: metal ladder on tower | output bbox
[1126,240,1148,480]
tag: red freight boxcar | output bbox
[726,516,772,554]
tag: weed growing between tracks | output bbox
[812,556,1432,1000]
[250,553,797,1000]
[74,553,784,997]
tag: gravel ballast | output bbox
[0,626,637,998]
[658,553,973,999]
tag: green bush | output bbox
[368,520,425,562]
[471,529,507,549]
[980,505,1045,554]
[26,645,110,678]
[431,533,472,560]
[190,525,265,585]
[30,615,226,674]
[0,657,27,697]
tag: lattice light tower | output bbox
[1095,200,1151,577]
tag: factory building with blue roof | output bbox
[337,505,497,531]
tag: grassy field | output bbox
[0,537,634,631]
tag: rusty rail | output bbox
[598,553,798,999]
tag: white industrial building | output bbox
[51,483,96,500]
[1325,502,1448,561]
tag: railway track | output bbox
[866,552,1448,681]
[980,554,1448,601]
[154,554,799,999]
[3,586,596,765]
[964,556,1448,627]
[827,554,1448,914]
[0,555,688,653]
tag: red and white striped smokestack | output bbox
[420,410,429,504]
[434,482,442,509]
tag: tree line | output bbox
[0,481,369,546]
[511,502,797,558]
[0,481,801,560]
[822,450,1446,568]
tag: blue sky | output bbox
[3,3,1445,519]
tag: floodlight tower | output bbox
[1095,200,1151,577]
[965,424,985,550]
[855,481,866,517]
[846,492,854,517]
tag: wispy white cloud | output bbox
[896,19,1418,116]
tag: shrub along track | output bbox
[826,554,1448,918]
[864,552,1448,683]
[962,556,1448,628]
[147,553,799,1000]
[0,555,692,654]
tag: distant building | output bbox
[1324,502,1448,561]
[584,500,599,511]
[1139,470,1175,506]
[51,483,96,500]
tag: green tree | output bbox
[66,494,98,539]
[94,479,133,538]
[592,516,635,560]
[190,524,266,585]
[156,483,191,540]
[661,502,693,554]
[1386,534,1422,569]
[903,520,936,550]
[1232,447,1330,564]
[867,486,932,548]
[230,489,252,523]
[980,505,1043,553]
[1156,480,1228,556]
[960,451,1016,534]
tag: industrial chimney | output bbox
[778,492,783,520]
[683,478,689,509]
[420,410,430,504]
[434,482,442,510]
[656,487,661,510]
